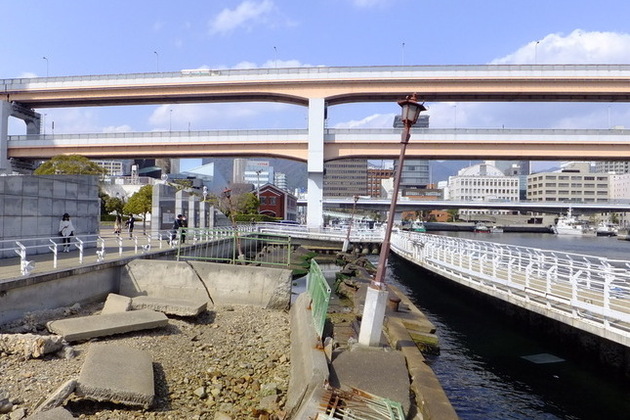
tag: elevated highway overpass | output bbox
[7,127,630,161]
[3,64,630,227]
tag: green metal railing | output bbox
[307,259,331,339]
[173,227,291,267]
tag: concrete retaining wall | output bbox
[285,292,329,418]
[119,259,292,309]
[0,263,121,325]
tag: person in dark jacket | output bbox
[125,215,135,238]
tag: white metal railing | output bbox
[390,231,630,340]
[255,222,384,243]
[0,225,263,277]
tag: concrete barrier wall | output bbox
[119,259,292,309]
[0,263,120,325]
[285,292,329,418]
[0,251,292,325]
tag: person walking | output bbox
[58,213,75,252]
[180,214,188,244]
[125,215,135,238]
[113,215,122,235]
[171,214,183,244]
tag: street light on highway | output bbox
[358,93,426,346]
[42,57,48,77]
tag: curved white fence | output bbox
[391,231,630,342]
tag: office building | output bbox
[394,114,431,196]
[367,167,394,197]
[448,162,520,219]
[527,162,610,202]
[323,159,367,197]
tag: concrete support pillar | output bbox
[358,285,389,346]
[306,97,326,228]
[0,101,12,173]
[0,101,42,174]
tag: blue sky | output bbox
[4,0,630,171]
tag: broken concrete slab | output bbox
[46,310,168,342]
[27,406,75,419]
[32,379,76,414]
[101,293,132,315]
[130,296,208,317]
[0,333,64,359]
[76,344,154,409]
[329,346,411,416]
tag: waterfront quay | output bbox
[2,225,630,418]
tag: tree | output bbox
[34,155,108,175]
[105,196,125,217]
[123,185,153,232]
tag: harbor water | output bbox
[387,232,630,420]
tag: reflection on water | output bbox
[437,231,630,260]
[386,233,630,420]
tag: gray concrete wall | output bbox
[0,175,100,257]
[119,259,292,310]
[0,263,121,325]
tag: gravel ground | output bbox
[0,302,291,419]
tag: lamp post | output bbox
[358,93,426,346]
[342,195,360,253]
[42,57,48,77]
[255,170,262,198]
[154,51,159,72]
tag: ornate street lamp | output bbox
[358,93,426,346]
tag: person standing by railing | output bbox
[125,215,135,239]
[58,213,75,252]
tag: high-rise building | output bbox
[394,114,430,196]
[323,159,367,197]
[243,160,274,188]
[274,172,288,191]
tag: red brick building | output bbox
[257,183,298,221]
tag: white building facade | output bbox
[448,163,520,219]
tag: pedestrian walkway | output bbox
[0,233,171,282]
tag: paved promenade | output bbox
[0,231,168,282]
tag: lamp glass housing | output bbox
[399,100,424,126]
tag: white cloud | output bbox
[209,0,276,35]
[148,102,303,130]
[491,29,630,64]
[102,125,132,133]
[351,0,391,8]
[334,113,396,129]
